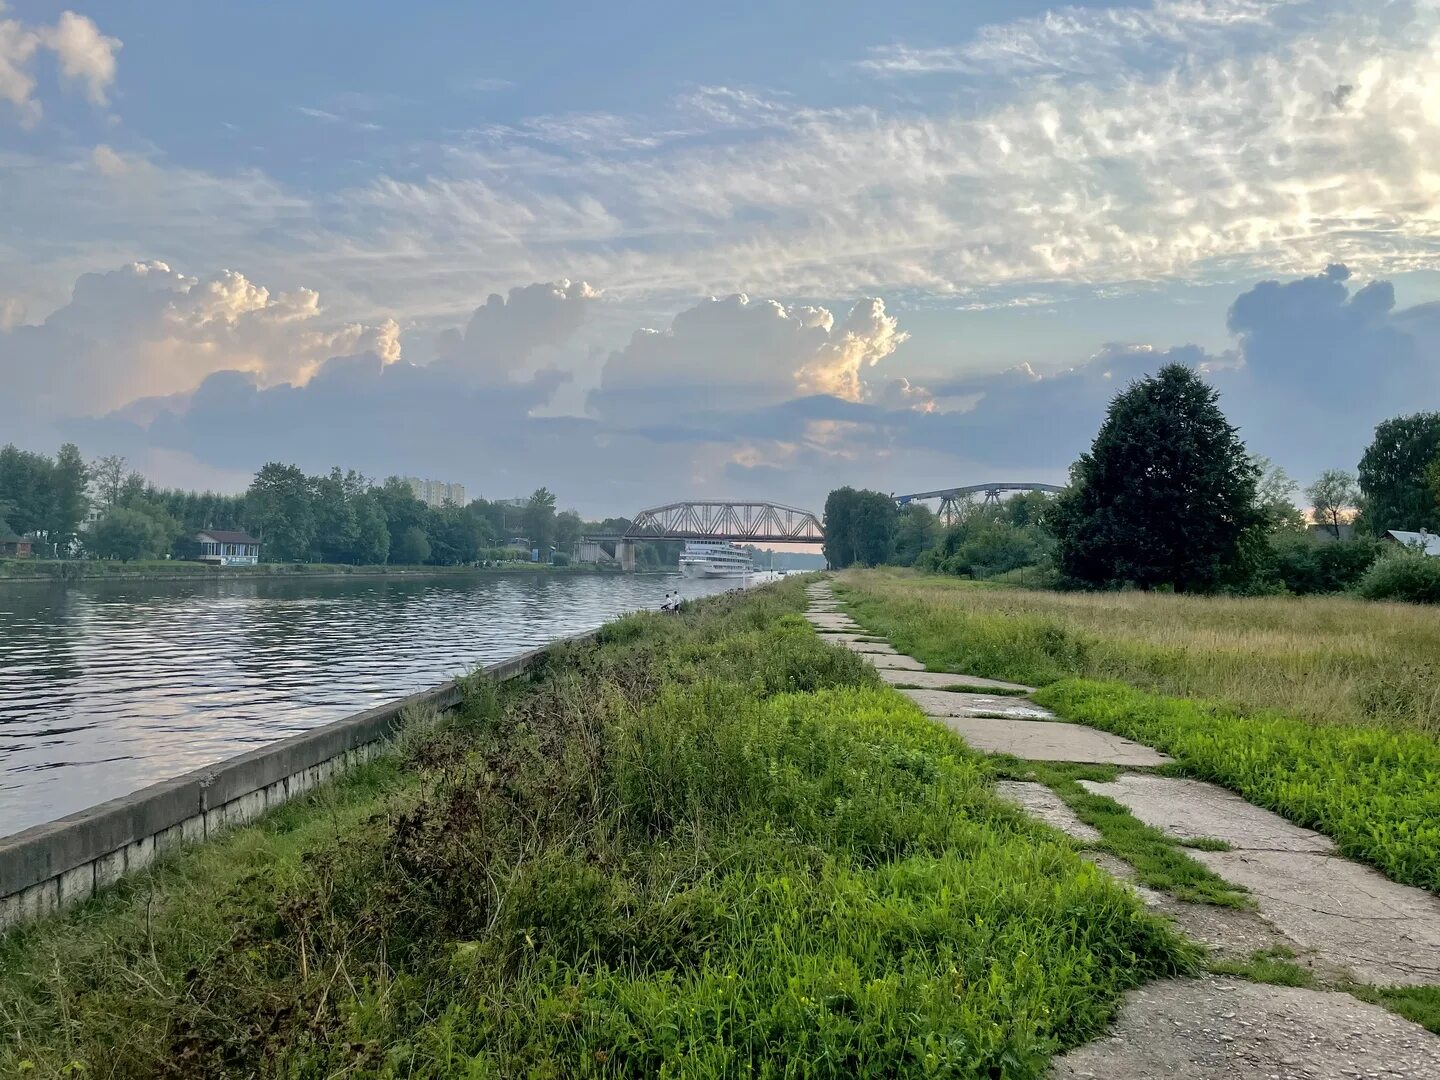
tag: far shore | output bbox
[0,559,652,586]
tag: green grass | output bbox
[1207,946,1314,988]
[0,579,1194,1078]
[1352,985,1440,1035]
[990,759,1249,908]
[1033,680,1440,894]
[838,570,1440,895]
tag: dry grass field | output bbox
[839,569,1440,735]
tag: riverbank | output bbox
[0,558,634,585]
[0,577,1190,1076]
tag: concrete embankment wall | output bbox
[0,632,594,931]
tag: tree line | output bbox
[0,448,677,567]
[823,368,1440,602]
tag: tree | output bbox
[43,443,89,555]
[1252,455,1305,534]
[555,510,583,555]
[524,487,558,555]
[892,503,940,565]
[0,444,50,538]
[90,454,128,510]
[1358,413,1440,534]
[352,494,391,565]
[88,506,176,561]
[309,467,359,563]
[823,487,896,568]
[1306,469,1360,539]
[393,525,431,565]
[244,463,315,562]
[376,477,429,553]
[427,503,489,564]
[1046,364,1261,592]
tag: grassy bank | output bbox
[0,580,1191,1077]
[0,558,626,584]
[837,570,1440,894]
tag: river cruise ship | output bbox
[678,540,753,578]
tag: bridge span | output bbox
[894,482,1064,526]
[580,499,824,570]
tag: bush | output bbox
[1268,535,1381,595]
[1357,549,1440,604]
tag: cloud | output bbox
[588,293,908,428]
[434,279,598,381]
[40,11,120,107]
[859,0,1290,78]
[15,255,1440,517]
[0,261,399,423]
[0,6,118,124]
[90,143,130,177]
[1221,264,1440,470]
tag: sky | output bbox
[2,0,1440,517]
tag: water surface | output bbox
[0,571,773,833]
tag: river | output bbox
[0,570,778,835]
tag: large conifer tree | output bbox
[1046,364,1260,592]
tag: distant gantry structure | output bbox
[579,499,825,569]
[894,483,1064,526]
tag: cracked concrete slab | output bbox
[1077,774,1335,853]
[865,653,927,672]
[1079,853,1310,964]
[1052,977,1440,1079]
[1191,849,1440,986]
[878,669,1037,692]
[994,780,1101,842]
[901,688,1058,721]
[835,639,900,654]
[1079,775,1440,985]
[804,615,860,629]
[925,712,1172,764]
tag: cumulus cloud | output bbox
[0,6,118,125]
[1222,264,1440,471]
[15,261,1440,516]
[589,293,908,428]
[434,279,597,381]
[0,261,400,423]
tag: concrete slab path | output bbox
[899,687,1058,721]
[995,780,1101,842]
[930,713,1174,764]
[863,654,928,672]
[1053,978,1440,1079]
[877,669,1036,692]
[1082,774,1440,986]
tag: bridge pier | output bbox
[576,540,611,565]
[616,540,636,571]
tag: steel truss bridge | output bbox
[894,482,1064,526]
[578,500,824,570]
[605,500,826,544]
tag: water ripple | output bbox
[0,571,765,833]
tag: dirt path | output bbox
[804,580,1440,1078]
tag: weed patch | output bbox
[992,759,1249,908]
[1352,985,1440,1035]
[1207,946,1314,988]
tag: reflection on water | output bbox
[0,571,773,834]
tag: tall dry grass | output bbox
[839,570,1440,735]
